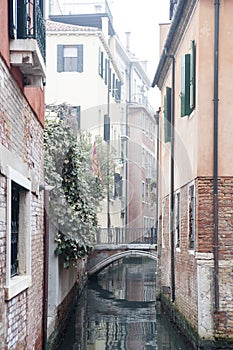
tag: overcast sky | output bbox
[110,0,170,79]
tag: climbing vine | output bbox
[44,104,113,268]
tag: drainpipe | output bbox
[213,0,220,310]
[165,50,175,302]
[155,109,160,242]
[43,189,49,349]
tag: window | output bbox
[142,181,145,202]
[70,106,81,130]
[176,192,181,248]
[6,167,31,300]
[164,86,171,142]
[99,49,104,78]
[112,73,115,97]
[181,40,196,117]
[146,179,150,203]
[105,59,109,85]
[115,80,121,102]
[57,45,83,73]
[188,185,195,250]
[114,173,122,198]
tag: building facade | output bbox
[0,0,46,349]
[153,0,233,346]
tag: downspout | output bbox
[213,0,220,310]
[155,109,160,241]
[125,62,132,226]
[170,56,175,303]
[165,50,175,302]
[43,189,49,349]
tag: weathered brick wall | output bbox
[0,175,7,347]
[161,183,198,331]
[160,176,233,341]
[0,54,44,349]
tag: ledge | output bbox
[5,275,31,300]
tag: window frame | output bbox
[188,183,195,251]
[57,44,83,73]
[5,167,31,300]
[175,191,181,249]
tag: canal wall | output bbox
[160,294,233,350]
[46,223,88,350]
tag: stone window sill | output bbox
[5,275,31,300]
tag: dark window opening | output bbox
[176,192,180,248]
[11,181,21,277]
[189,185,195,249]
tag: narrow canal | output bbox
[57,257,193,350]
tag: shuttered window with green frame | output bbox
[164,86,172,143]
[189,40,196,112]
[180,54,190,117]
[180,40,196,117]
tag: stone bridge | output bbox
[87,243,157,277]
[87,227,157,277]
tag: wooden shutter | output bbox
[77,45,83,73]
[190,40,196,111]
[99,50,104,78]
[164,87,171,142]
[57,45,64,72]
[181,54,190,117]
[112,73,115,97]
[104,59,108,85]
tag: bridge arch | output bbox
[87,249,157,277]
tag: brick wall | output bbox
[160,176,233,341]
[0,53,44,349]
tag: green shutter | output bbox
[164,87,171,143]
[181,54,190,117]
[77,45,83,73]
[57,45,64,72]
[190,40,196,111]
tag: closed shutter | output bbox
[57,45,64,72]
[8,0,15,39]
[190,40,196,111]
[116,80,121,102]
[77,44,83,73]
[181,54,190,117]
[17,0,26,38]
[104,59,108,85]
[164,87,171,143]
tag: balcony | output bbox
[9,1,46,86]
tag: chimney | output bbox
[125,32,131,52]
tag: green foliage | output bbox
[44,104,109,268]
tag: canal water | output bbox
[57,257,193,350]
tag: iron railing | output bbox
[96,227,157,245]
[16,0,46,61]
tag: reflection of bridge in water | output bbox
[87,227,158,277]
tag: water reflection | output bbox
[58,257,192,350]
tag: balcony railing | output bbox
[96,227,157,245]
[9,0,46,85]
[16,1,46,62]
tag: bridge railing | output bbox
[95,227,157,245]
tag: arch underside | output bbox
[87,249,157,276]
